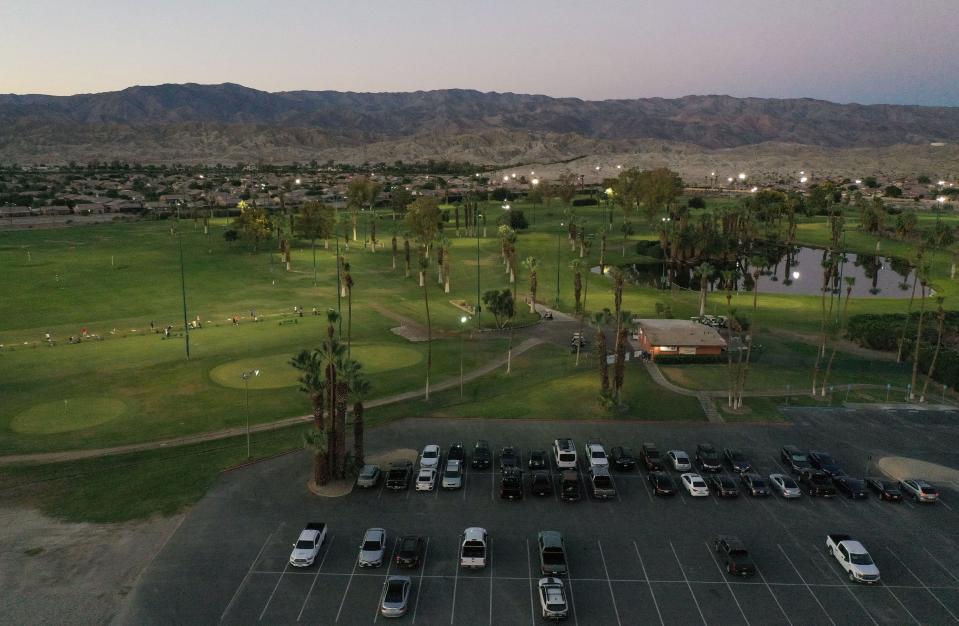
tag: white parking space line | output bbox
[668,540,707,626]
[755,566,793,626]
[411,537,430,625]
[777,544,836,626]
[488,542,493,626]
[490,470,495,502]
[703,541,750,626]
[888,547,959,623]
[526,539,535,626]
[373,538,399,623]
[815,550,878,626]
[639,472,654,502]
[333,555,358,623]
[258,560,290,621]
[938,499,954,511]
[565,550,580,626]
[462,465,469,500]
[925,547,959,584]
[450,538,460,625]
[220,529,274,622]
[597,541,623,626]
[632,542,665,626]
[885,586,921,625]
[297,535,335,621]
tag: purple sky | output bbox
[3,0,957,105]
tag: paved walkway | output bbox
[0,338,543,466]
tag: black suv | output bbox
[500,468,523,500]
[713,536,756,577]
[500,446,520,471]
[640,443,664,471]
[447,443,466,464]
[528,449,548,471]
[808,451,843,477]
[723,448,752,473]
[471,440,491,469]
[648,471,676,496]
[799,469,836,497]
[780,445,810,473]
[394,535,425,568]
[696,443,722,472]
[529,471,552,496]
[833,475,868,499]
[610,446,637,471]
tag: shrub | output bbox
[496,209,528,230]
[687,196,706,209]
[653,354,726,365]
[572,197,598,207]
[884,185,903,198]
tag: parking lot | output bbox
[123,407,959,625]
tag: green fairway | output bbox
[11,398,128,434]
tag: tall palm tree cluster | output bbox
[291,310,370,486]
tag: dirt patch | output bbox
[0,506,184,625]
[389,325,429,342]
[367,448,418,466]
[877,456,959,483]
[307,479,354,498]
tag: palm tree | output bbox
[594,308,613,398]
[319,309,344,472]
[919,297,946,403]
[896,244,924,362]
[345,361,371,467]
[420,256,432,399]
[569,259,583,314]
[302,428,330,486]
[749,255,765,309]
[820,277,855,396]
[599,232,607,274]
[811,254,835,394]
[343,262,354,359]
[290,349,325,430]
[404,238,411,278]
[909,271,929,400]
[613,310,633,404]
[391,233,398,271]
[524,256,539,313]
[693,262,715,317]
[721,269,737,408]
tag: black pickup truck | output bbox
[385,461,413,490]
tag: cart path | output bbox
[0,338,543,466]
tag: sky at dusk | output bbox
[2,0,957,106]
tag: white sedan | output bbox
[668,450,692,471]
[419,444,441,470]
[769,473,802,498]
[680,473,710,497]
[415,468,437,491]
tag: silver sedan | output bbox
[769,473,802,498]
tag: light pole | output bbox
[555,222,564,308]
[475,202,482,330]
[604,187,614,232]
[530,178,539,225]
[241,368,260,458]
[459,315,470,398]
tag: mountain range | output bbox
[1,83,957,170]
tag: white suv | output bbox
[419,444,441,469]
[552,439,577,469]
[585,440,609,470]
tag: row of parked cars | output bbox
[356,440,943,504]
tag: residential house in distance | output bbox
[634,319,726,359]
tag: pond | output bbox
[595,245,921,298]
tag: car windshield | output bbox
[385,583,405,601]
[692,480,706,488]
[418,473,431,481]
[363,539,382,550]
[676,453,688,461]
[445,469,461,478]
[295,540,314,549]
[850,552,874,565]
[782,477,798,488]
[752,478,766,487]
[422,449,437,458]
[592,450,606,458]
[791,453,808,462]
[400,540,418,552]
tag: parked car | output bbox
[537,531,568,575]
[740,473,770,497]
[530,471,553,496]
[609,446,637,470]
[826,534,880,584]
[799,469,836,497]
[528,449,549,470]
[589,466,617,499]
[641,443,665,471]
[560,470,580,502]
[780,445,811,473]
[419,444,442,470]
[500,468,524,500]
[460,527,488,568]
[713,535,756,577]
[415,467,437,492]
[900,479,940,503]
[379,575,412,617]
[648,471,677,496]
[696,443,722,472]
[707,474,739,497]
[769,473,802,498]
[356,464,381,488]
[723,448,752,473]
[442,460,464,490]
[447,442,466,464]
[471,440,491,469]
[809,451,843,477]
[667,450,692,472]
[833,475,868,499]
[681,473,710,497]
[289,523,327,567]
[358,528,387,567]
[585,440,609,469]
[394,535,425,568]
[385,461,413,490]
[500,446,520,471]
[865,477,902,502]
[553,438,578,469]
[538,577,569,620]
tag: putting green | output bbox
[209,344,424,390]
[11,398,127,434]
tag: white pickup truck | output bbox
[289,523,327,567]
[825,534,880,584]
